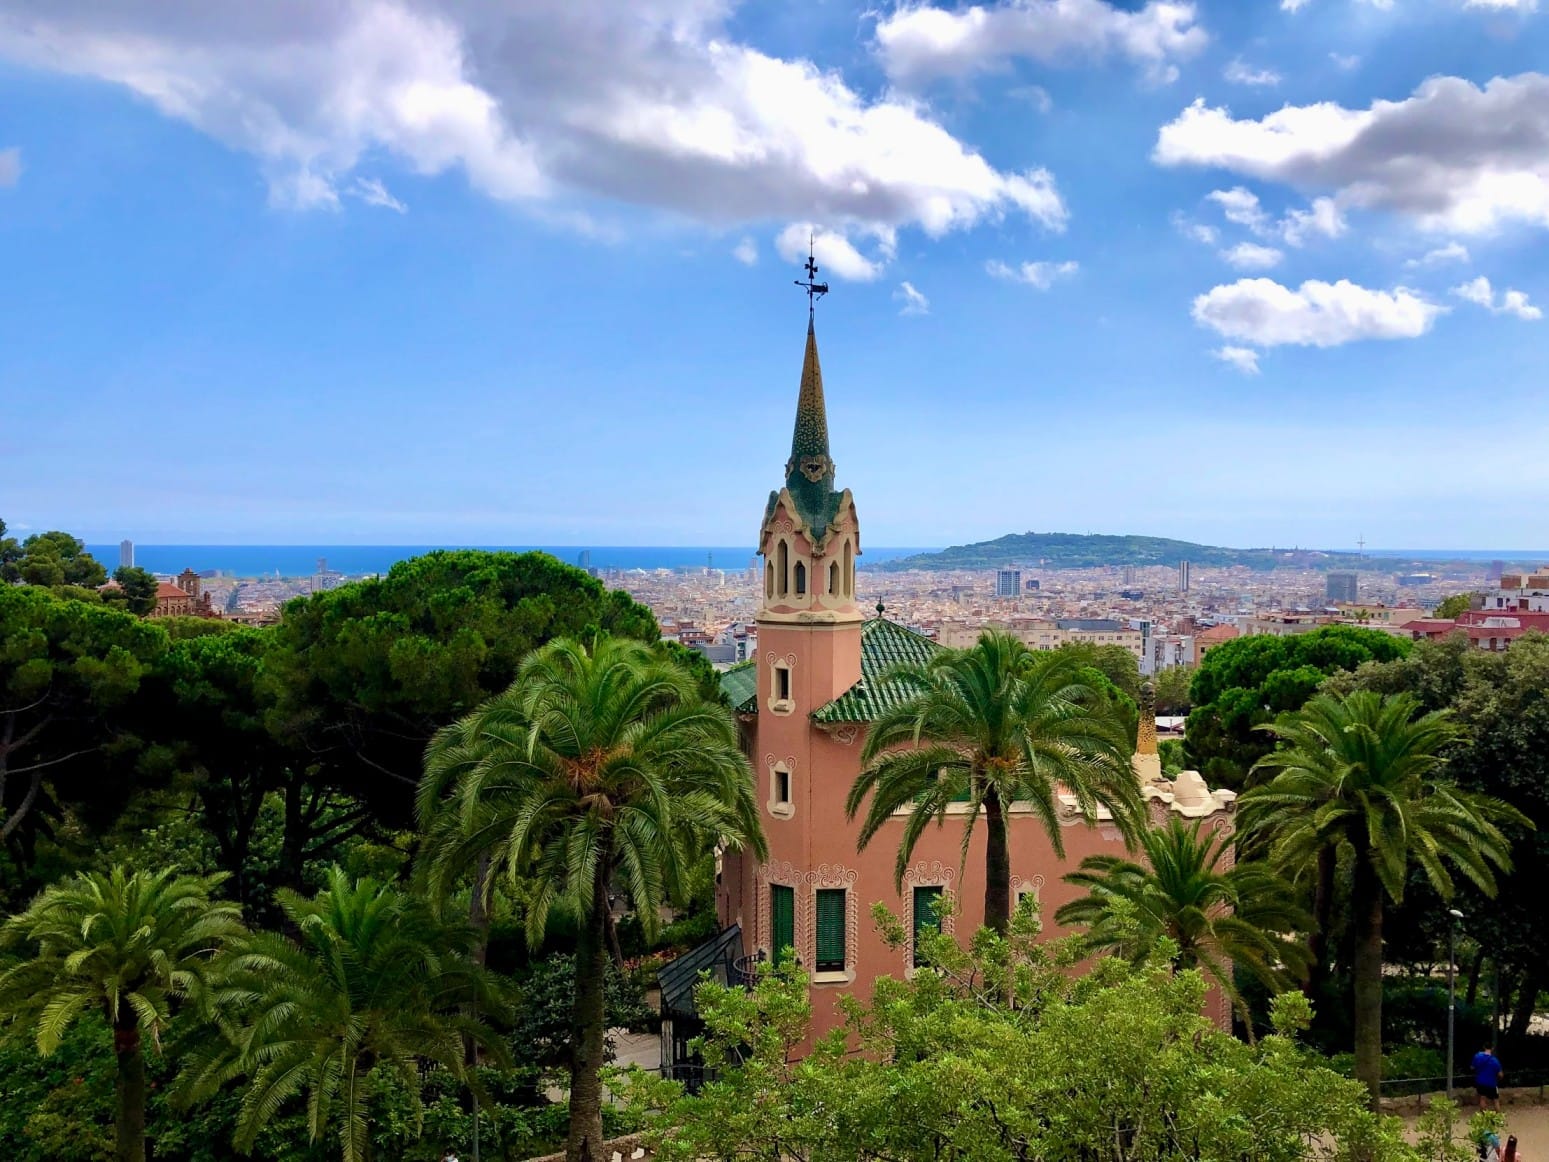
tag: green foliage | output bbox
[416,635,765,1160]
[1158,737,1186,776]
[1185,626,1410,788]
[1056,815,1310,1023]
[0,586,169,871]
[508,954,655,1070]
[850,632,1140,934]
[1153,663,1194,714]
[264,550,659,823]
[0,530,108,589]
[177,868,508,1162]
[107,567,159,616]
[1432,593,1473,621]
[625,909,1412,1162]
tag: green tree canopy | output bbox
[1241,690,1525,1106]
[417,636,764,1162]
[0,867,243,1162]
[264,550,658,824]
[0,530,108,590]
[849,632,1141,937]
[1431,593,1473,621]
[0,586,169,874]
[178,869,505,1162]
[107,567,160,617]
[1185,626,1410,788]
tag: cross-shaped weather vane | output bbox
[794,231,829,319]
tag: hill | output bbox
[870,532,1363,572]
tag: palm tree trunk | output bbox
[1350,851,1385,1111]
[1465,949,1485,1010]
[567,855,612,1162]
[983,787,1011,936]
[1508,969,1542,1039]
[1305,844,1336,993]
[113,1015,146,1162]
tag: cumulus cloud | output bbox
[1220,242,1283,270]
[1451,276,1542,319]
[1156,75,1549,234]
[1212,345,1261,374]
[1172,213,1219,245]
[895,281,931,315]
[777,223,894,282]
[873,0,1206,87]
[0,1,1064,261]
[350,177,407,213]
[1223,58,1280,87]
[1204,187,1343,246]
[0,147,18,187]
[1405,241,1470,267]
[986,258,1079,288]
[1192,278,1444,347]
[732,236,758,265]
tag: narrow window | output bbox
[777,541,789,596]
[913,885,944,967]
[765,561,774,598]
[771,884,795,965]
[794,561,806,596]
[842,540,854,597]
[828,561,839,594]
[775,768,791,805]
[775,664,791,703]
[815,889,846,973]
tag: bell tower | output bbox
[755,246,863,721]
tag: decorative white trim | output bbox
[901,861,956,971]
[757,860,802,961]
[805,863,859,984]
[765,756,796,818]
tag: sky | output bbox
[1,0,1547,552]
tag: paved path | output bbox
[1405,1102,1549,1157]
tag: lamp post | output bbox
[1447,908,1465,1101]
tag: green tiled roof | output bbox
[719,659,758,714]
[813,618,940,724]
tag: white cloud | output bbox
[1172,213,1219,245]
[895,281,931,315]
[732,236,758,265]
[1465,0,1537,9]
[1223,58,1280,87]
[1205,187,1342,246]
[1451,276,1543,319]
[1220,241,1283,270]
[1329,53,1360,71]
[350,177,406,213]
[0,147,18,187]
[873,0,1206,86]
[0,2,1064,255]
[1212,345,1261,374]
[776,223,894,282]
[986,258,1079,288]
[1281,0,1311,9]
[1405,241,1470,267]
[1192,278,1445,347]
[1155,75,1549,234]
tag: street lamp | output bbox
[1447,908,1465,1101]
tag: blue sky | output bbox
[2,0,1547,551]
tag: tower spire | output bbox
[784,235,836,527]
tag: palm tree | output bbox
[176,868,504,1162]
[416,635,765,1162]
[1241,690,1526,1107]
[847,631,1141,937]
[0,866,242,1162]
[1055,815,1310,1025]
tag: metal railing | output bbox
[1380,1070,1549,1101]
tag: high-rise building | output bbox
[995,568,1022,598]
[577,549,591,571]
[1326,571,1358,604]
[1177,560,1191,593]
[119,540,134,569]
[1122,565,1137,587]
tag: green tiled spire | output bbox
[782,321,841,539]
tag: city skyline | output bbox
[3,1,1548,549]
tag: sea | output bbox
[88,545,937,579]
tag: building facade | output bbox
[714,320,1236,1042]
[995,568,1022,598]
[1325,571,1358,604]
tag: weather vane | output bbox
[794,231,829,319]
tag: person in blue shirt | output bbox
[1473,1044,1504,1111]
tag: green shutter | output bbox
[815,889,846,971]
[771,884,795,965]
[912,886,944,967]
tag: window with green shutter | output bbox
[912,885,944,968]
[771,884,795,965]
[815,889,846,972]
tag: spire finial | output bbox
[794,231,829,321]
